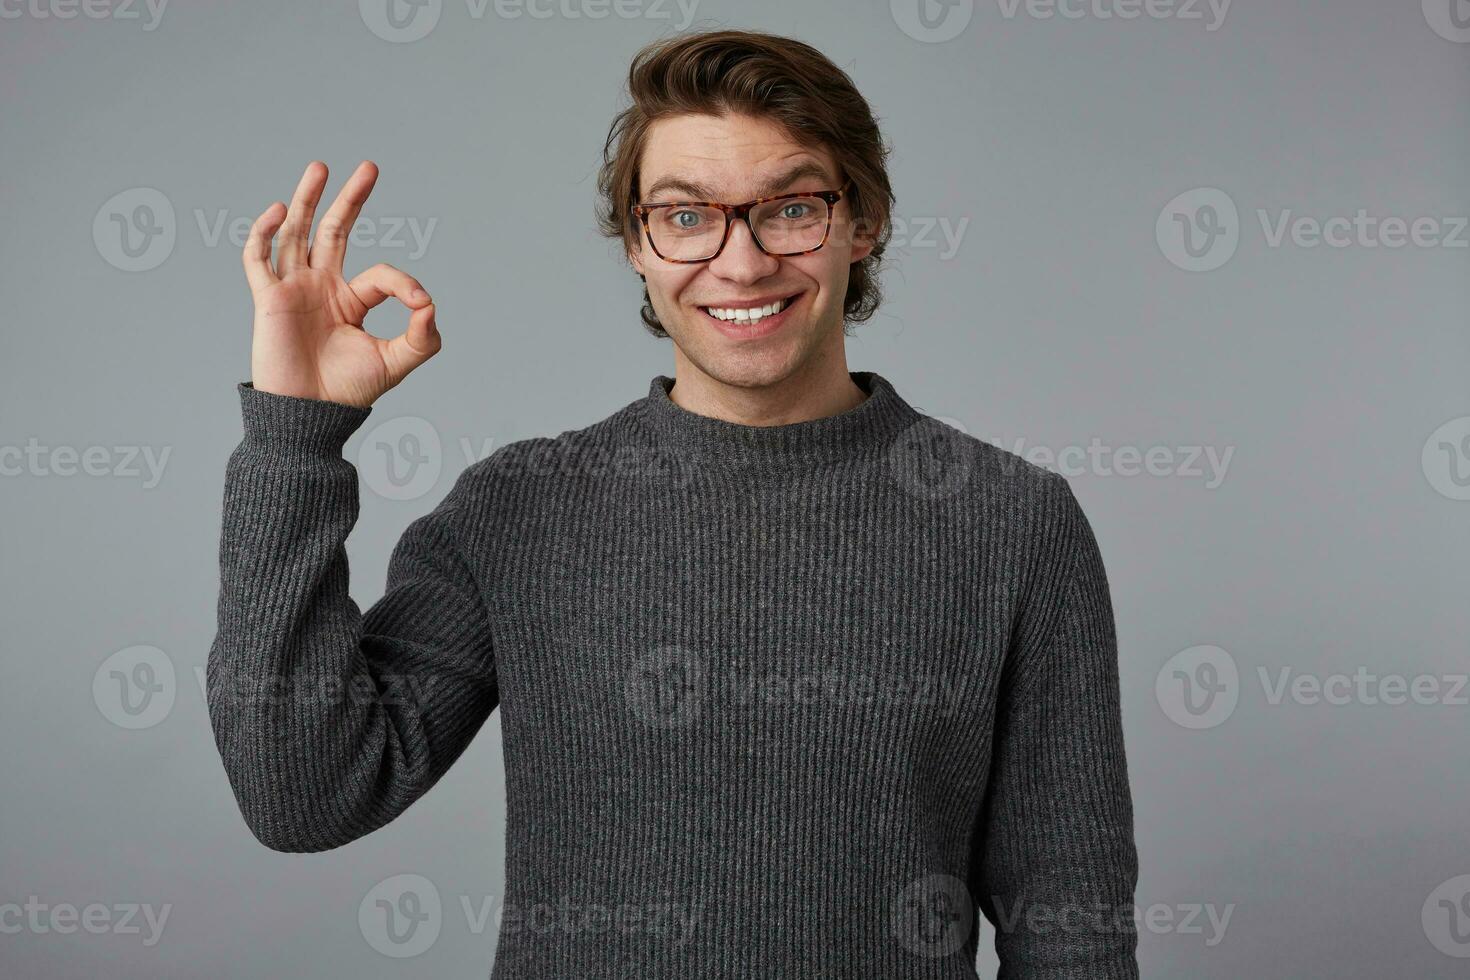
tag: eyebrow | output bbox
[641,161,837,202]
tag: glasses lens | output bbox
[751,196,831,255]
[645,205,727,261]
[644,196,834,260]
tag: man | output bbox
[209,28,1139,979]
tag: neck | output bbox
[668,348,868,428]
[635,361,920,473]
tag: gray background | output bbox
[2,0,1467,976]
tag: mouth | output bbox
[696,292,802,340]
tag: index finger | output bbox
[309,160,380,273]
[242,201,286,292]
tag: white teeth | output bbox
[702,297,792,323]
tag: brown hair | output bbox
[595,29,895,338]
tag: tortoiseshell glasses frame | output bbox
[630,180,853,263]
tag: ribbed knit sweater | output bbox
[207,370,1139,979]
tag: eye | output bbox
[779,203,812,220]
[670,209,704,229]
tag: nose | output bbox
[707,215,780,284]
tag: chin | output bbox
[683,331,819,392]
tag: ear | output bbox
[628,239,645,277]
[846,212,879,264]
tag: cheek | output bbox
[648,268,699,305]
[790,256,845,298]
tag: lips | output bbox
[699,294,796,321]
[696,292,802,340]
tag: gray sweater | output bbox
[208,370,1139,978]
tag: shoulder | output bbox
[901,417,1081,531]
[948,436,1112,659]
[453,398,649,499]
[967,432,1071,502]
[903,419,1100,590]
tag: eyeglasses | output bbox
[631,180,852,263]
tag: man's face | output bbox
[629,112,874,390]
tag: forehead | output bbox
[637,112,838,199]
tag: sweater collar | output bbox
[636,370,921,471]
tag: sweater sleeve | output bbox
[207,382,499,853]
[972,473,1140,978]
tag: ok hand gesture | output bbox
[244,161,439,408]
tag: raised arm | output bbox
[972,473,1140,978]
[207,162,497,852]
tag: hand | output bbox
[243,160,439,408]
